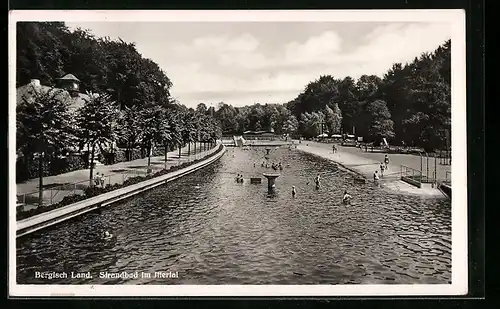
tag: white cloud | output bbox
[283,31,343,65]
[66,22,451,107]
[168,22,450,107]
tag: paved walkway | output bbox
[16,142,218,207]
[296,141,449,198]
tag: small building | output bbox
[16,74,90,113]
[16,74,98,156]
[242,130,277,140]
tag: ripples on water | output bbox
[17,147,451,285]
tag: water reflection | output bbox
[17,147,451,285]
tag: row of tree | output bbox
[17,87,221,183]
[212,40,451,151]
[16,22,222,193]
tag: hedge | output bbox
[16,154,86,183]
[17,144,223,221]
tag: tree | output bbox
[273,104,291,135]
[235,107,249,133]
[337,76,357,133]
[196,103,208,115]
[300,111,325,138]
[261,104,279,132]
[137,104,168,169]
[16,22,69,87]
[365,100,394,142]
[17,85,77,204]
[159,108,181,166]
[180,110,197,156]
[117,105,142,160]
[323,104,342,135]
[283,115,299,137]
[247,104,265,131]
[401,50,451,150]
[214,103,238,134]
[76,92,120,183]
[288,75,340,119]
[379,62,412,143]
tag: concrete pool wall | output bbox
[16,145,227,238]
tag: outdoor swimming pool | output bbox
[17,147,451,284]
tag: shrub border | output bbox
[16,144,223,220]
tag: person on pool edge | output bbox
[342,190,352,204]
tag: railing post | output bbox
[420,153,423,173]
[426,154,429,183]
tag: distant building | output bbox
[16,74,94,154]
[242,130,277,140]
[16,74,90,113]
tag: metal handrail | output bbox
[400,164,423,183]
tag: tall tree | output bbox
[365,100,395,142]
[337,76,358,133]
[137,104,171,169]
[76,92,120,183]
[283,115,299,137]
[300,111,325,138]
[323,104,342,135]
[17,85,77,204]
[196,103,208,115]
[16,22,69,87]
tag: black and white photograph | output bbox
[9,10,467,296]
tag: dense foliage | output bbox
[212,40,451,151]
[16,22,222,187]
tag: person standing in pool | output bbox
[94,172,100,187]
[99,173,105,188]
[292,186,296,197]
[373,170,380,185]
[380,162,385,178]
[315,175,321,189]
[384,155,389,169]
[342,190,352,204]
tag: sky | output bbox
[65,21,451,108]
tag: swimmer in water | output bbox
[342,190,352,204]
[292,186,296,197]
[315,175,321,188]
[103,231,113,240]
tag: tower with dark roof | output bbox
[56,74,81,96]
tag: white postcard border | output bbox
[8,9,467,297]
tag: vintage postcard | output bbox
[9,9,467,297]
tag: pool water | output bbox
[17,147,451,284]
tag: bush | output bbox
[17,145,224,220]
[114,149,127,163]
[129,149,143,161]
[16,154,85,183]
[152,147,166,156]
